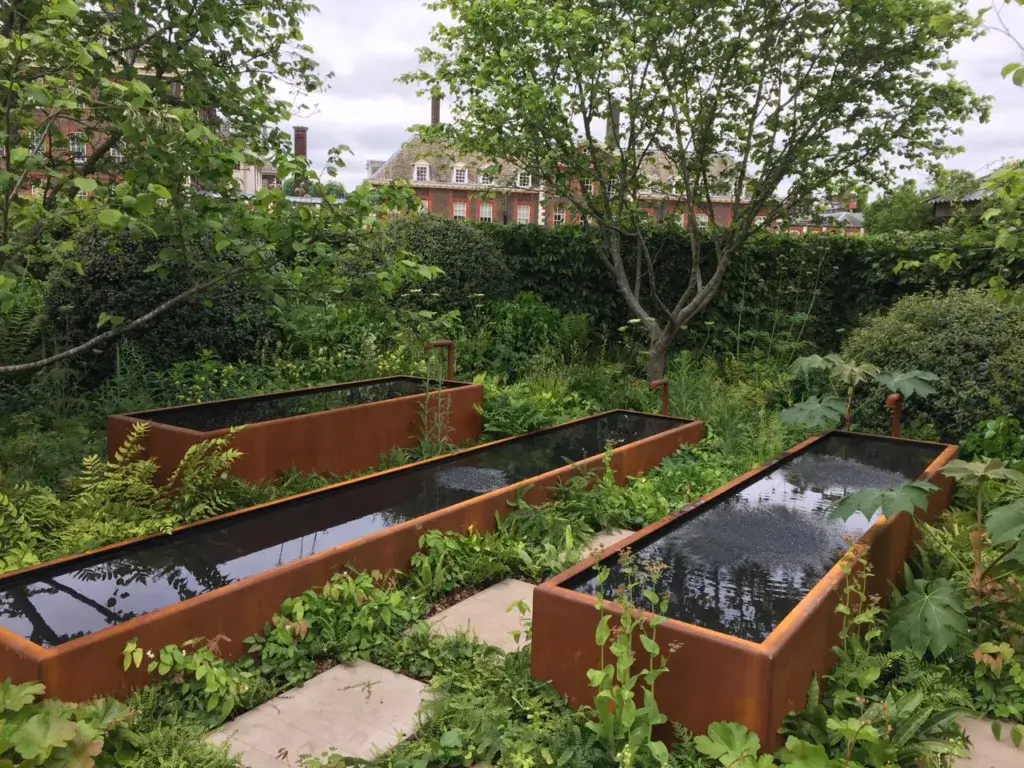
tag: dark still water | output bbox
[0,412,683,647]
[568,433,943,643]
[130,376,457,432]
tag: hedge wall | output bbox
[460,223,984,354]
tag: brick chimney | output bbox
[431,95,441,126]
[293,126,308,158]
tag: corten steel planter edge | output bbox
[115,375,469,421]
[759,441,959,747]
[531,430,957,751]
[2,410,688,584]
[106,376,483,484]
[1,413,703,702]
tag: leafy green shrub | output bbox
[460,293,592,380]
[475,374,595,440]
[43,228,280,379]
[375,216,513,314]
[0,679,138,767]
[843,290,1024,442]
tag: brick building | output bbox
[366,98,863,234]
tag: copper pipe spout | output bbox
[650,379,670,416]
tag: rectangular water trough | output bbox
[531,430,957,751]
[0,410,704,702]
[106,376,484,484]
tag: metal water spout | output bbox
[425,340,456,381]
[650,379,670,416]
[885,393,903,438]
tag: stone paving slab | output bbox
[956,717,1022,768]
[428,578,534,652]
[582,529,633,560]
[208,661,427,766]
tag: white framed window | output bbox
[696,212,710,227]
[478,170,494,185]
[754,216,766,226]
[516,204,531,224]
[516,171,531,188]
[453,201,467,220]
[68,132,87,163]
[552,208,566,226]
[590,181,599,195]
[30,130,46,154]
[453,166,468,184]
[414,163,430,183]
[108,141,125,161]
[419,198,429,212]
[479,202,494,223]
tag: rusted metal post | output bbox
[885,393,903,438]
[650,379,670,416]
[425,340,456,381]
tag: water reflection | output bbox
[570,434,943,642]
[0,412,681,647]
[131,377,453,432]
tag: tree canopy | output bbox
[408,0,989,377]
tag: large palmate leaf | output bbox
[986,497,1024,564]
[943,459,1024,488]
[781,396,846,429]
[790,354,837,377]
[832,481,939,522]
[888,577,968,658]
[876,370,939,399]
[695,722,773,768]
[831,360,880,388]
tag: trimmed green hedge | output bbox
[384,219,988,354]
[843,290,1024,442]
[44,229,280,379]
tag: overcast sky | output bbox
[285,0,1024,193]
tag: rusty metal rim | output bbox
[118,374,477,429]
[7,418,702,659]
[540,429,955,652]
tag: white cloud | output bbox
[284,0,1024,191]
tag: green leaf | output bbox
[876,370,938,399]
[779,736,830,768]
[781,396,845,429]
[595,615,611,647]
[439,729,463,749]
[694,721,762,765]
[986,498,1024,563]
[73,177,98,194]
[0,680,45,712]
[10,147,29,165]
[97,208,122,226]
[887,577,967,658]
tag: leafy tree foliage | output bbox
[864,181,934,234]
[0,0,428,374]
[407,0,988,377]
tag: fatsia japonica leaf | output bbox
[831,360,880,388]
[876,370,939,399]
[789,354,836,377]
[831,481,939,522]
[942,458,1024,487]
[986,497,1024,563]
[780,396,846,429]
[888,577,968,658]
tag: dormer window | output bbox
[479,170,495,185]
[454,166,468,184]
[517,171,532,188]
[414,163,430,183]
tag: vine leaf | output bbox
[887,577,967,658]
[781,395,846,429]
[985,498,1024,564]
[831,481,939,522]
[876,370,939,399]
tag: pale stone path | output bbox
[955,717,1022,768]
[208,661,427,767]
[428,578,534,652]
[206,529,634,766]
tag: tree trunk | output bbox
[646,329,674,380]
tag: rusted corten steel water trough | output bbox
[531,430,957,751]
[106,375,484,485]
[0,411,704,703]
